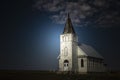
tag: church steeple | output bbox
[63,13,75,34]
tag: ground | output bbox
[0,70,120,80]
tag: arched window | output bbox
[81,59,84,67]
[66,36,68,41]
[64,47,68,56]
[64,36,66,41]
[62,36,64,41]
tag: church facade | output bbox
[58,14,106,73]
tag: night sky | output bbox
[0,0,120,70]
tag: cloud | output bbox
[94,0,106,7]
[33,0,120,27]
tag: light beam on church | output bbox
[58,14,106,73]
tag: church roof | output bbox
[63,14,75,34]
[78,44,103,59]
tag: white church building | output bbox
[58,14,106,73]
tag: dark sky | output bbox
[0,0,120,70]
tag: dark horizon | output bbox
[0,0,120,71]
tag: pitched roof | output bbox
[63,13,75,34]
[78,44,103,59]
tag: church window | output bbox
[81,59,84,67]
[63,35,65,42]
[62,36,64,41]
[66,36,68,41]
[64,36,66,41]
[64,47,68,56]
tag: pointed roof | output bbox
[63,13,75,34]
[78,44,104,59]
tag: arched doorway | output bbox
[64,60,69,71]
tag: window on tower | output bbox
[64,47,68,56]
[62,36,64,41]
[64,36,66,41]
[66,36,69,41]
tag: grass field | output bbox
[0,70,120,80]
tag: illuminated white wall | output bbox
[58,33,106,73]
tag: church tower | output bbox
[59,14,78,72]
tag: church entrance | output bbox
[63,60,69,71]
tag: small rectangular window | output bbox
[81,59,84,67]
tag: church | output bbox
[58,14,106,73]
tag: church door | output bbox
[64,60,69,71]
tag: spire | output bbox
[63,13,75,34]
